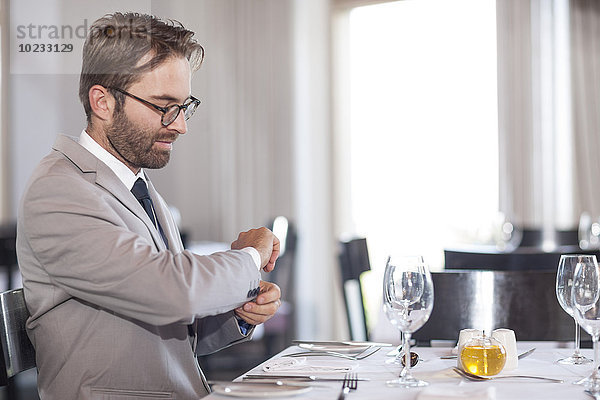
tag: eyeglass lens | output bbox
[163,102,199,126]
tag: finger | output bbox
[235,309,263,325]
[236,305,278,325]
[269,237,281,263]
[256,283,280,305]
[263,263,274,273]
[239,315,263,325]
[263,249,279,272]
[242,299,281,316]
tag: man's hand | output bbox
[234,281,281,326]
[231,227,280,272]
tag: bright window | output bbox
[345,0,499,324]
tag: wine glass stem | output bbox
[574,320,582,356]
[400,332,412,379]
[395,332,403,363]
[593,336,600,384]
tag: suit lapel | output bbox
[147,178,183,253]
[97,170,168,251]
[52,135,168,251]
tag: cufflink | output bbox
[246,280,261,299]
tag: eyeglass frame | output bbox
[109,87,201,127]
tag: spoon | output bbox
[452,367,563,383]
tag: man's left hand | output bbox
[235,281,281,326]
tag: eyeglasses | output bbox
[110,87,201,127]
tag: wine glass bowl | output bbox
[383,255,434,387]
[556,254,594,365]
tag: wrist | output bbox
[239,247,261,270]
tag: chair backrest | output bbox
[412,270,577,343]
[0,288,36,384]
[261,216,298,350]
[0,222,18,290]
[265,216,297,299]
[338,238,371,341]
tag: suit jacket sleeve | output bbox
[191,311,254,355]
[19,171,261,327]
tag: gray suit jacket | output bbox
[17,135,261,400]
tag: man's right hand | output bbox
[231,227,280,272]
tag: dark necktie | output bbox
[131,178,168,248]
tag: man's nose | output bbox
[167,110,187,134]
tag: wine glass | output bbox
[383,255,434,387]
[556,255,593,364]
[571,255,600,389]
[382,298,403,364]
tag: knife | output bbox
[292,340,393,347]
[517,347,536,359]
[243,374,370,382]
[208,380,313,388]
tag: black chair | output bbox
[338,238,371,341]
[0,223,18,291]
[260,216,297,355]
[444,229,596,271]
[0,288,36,400]
[412,270,579,344]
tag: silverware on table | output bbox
[585,389,600,400]
[517,347,536,359]
[337,373,358,400]
[452,367,563,383]
[292,340,393,347]
[208,380,310,388]
[285,346,380,360]
[243,374,370,382]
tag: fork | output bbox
[338,373,358,400]
[286,347,380,360]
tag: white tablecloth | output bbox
[205,344,598,399]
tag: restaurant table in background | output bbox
[205,344,599,399]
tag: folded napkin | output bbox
[262,357,358,373]
[417,386,496,400]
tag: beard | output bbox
[105,109,178,170]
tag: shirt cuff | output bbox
[235,315,253,336]
[240,247,261,270]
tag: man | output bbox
[16,12,281,399]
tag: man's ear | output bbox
[88,85,114,122]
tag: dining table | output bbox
[204,343,599,399]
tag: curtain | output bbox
[571,0,600,219]
[496,0,597,236]
[149,0,296,243]
[496,0,536,228]
[0,0,6,220]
